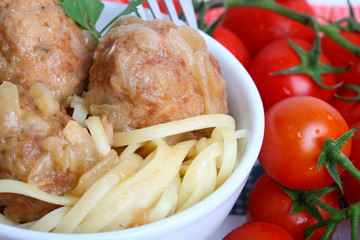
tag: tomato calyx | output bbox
[273,180,342,240]
[304,197,360,240]
[274,176,360,240]
[277,183,336,222]
[335,84,360,102]
[270,32,348,90]
[335,0,360,33]
[318,127,360,193]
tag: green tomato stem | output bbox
[321,221,337,240]
[305,195,360,240]
[224,0,360,57]
[304,220,328,239]
[308,195,338,215]
[335,152,360,182]
[319,24,360,57]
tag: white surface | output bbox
[0,2,264,240]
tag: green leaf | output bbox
[99,0,145,35]
[120,0,144,16]
[60,0,143,44]
[84,0,104,29]
[60,0,90,31]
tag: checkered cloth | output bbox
[103,0,359,24]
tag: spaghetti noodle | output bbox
[0,113,247,233]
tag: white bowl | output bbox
[0,2,264,240]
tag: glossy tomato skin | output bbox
[341,121,360,205]
[247,174,341,240]
[321,31,360,85]
[249,38,337,111]
[224,222,294,240]
[259,96,351,190]
[331,88,360,126]
[222,0,315,57]
[212,26,251,69]
[349,122,360,162]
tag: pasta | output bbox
[0,113,248,233]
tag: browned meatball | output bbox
[0,0,95,102]
[86,16,228,131]
[0,82,100,223]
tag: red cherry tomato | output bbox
[331,88,360,126]
[259,96,351,190]
[341,121,360,205]
[224,222,294,240]
[222,0,315,57]
[249,38,337,111]
[349,122,360,162]
[321,31,360,85]
[212,26,251,69]
[246,174,341,240]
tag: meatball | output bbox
[86,16,228,131]
[0,81,100,223]
[0,0,95,102]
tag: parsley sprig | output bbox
[60,0,144,44]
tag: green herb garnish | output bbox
[60,0,144,44]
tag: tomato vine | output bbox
[224,0,360,57]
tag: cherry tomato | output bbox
[246,174,341,240]
[212,26,251,69]
[341,121,360,205]
[349,122,360,162]
[331,88,360,126]
[259,96,351,190]
[321,31,360,85]
[249,38,337,111]
[222,0,315,57]
[224,222,294,240]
